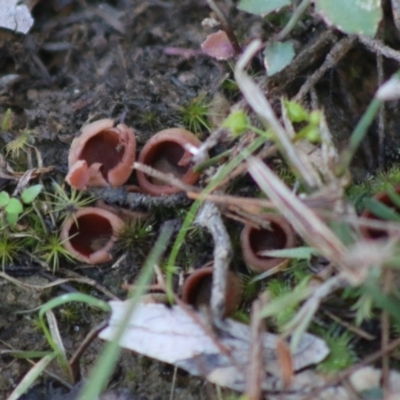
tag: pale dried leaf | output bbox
[0,0,34,34]
[99,301,329,392]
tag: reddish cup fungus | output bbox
[136,128,202,196]
[66,119,136,190]
[60,207,124,264]
[360,187,400,239]
[240,214,296,273]
[181,266,242,317]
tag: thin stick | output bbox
[133,162,198,193]
[294,36,356,101]
[381,268,393,398]
[195,202,232,324]
[377,50,386,169]
[359,35,400,63]
[206,0,241,54]
[246,296,264,400]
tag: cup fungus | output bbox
[360,187,400,239]
[136,128,202,195]
[181,266,242,317]
[66,119,136,190]
[240,214,296,273]
[60,207,124,264]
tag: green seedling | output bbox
[115,219,155,257]
[39,233,75,272]
[6,129,33,159]
[316,329,357,375]
[0,184,42,226]
[222,110,249,137]
[1,108,14,130]
[0,234,21,268]
[180,95,210,134]
[47,181,95,221]
[283,99,321,143]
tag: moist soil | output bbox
[1,1,400,399]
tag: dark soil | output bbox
[2,0,400,399]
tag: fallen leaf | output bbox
[99,301,329,392]
[0,0,34,34]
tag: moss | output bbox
[316,329,357,375]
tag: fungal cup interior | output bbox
[144,141,191,184]
[249,222,287,259]
[79,129,125,179]
[68,214,114,256]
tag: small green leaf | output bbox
[284,100,309,123]
[6,213,19,226]
[5,198,23,215]
[259,246,319,260]
[21,184,43,204]
[238,0,291,16]
[264,41,295,76]
[1,108,13,131]
[0,192,10,207]
[315,0,382,37]
[296,125,321,143]
[363,197,400,222]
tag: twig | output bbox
[195,202,232,324]
[133,162,198,193]
[294,36,356,101]
[246,296,265,400]
[213,143,277,190]
[187,191,275,212]
[192,128,230,165]
[358,35,400,63]
[381,268,393,398]
[377,49,385,169]
[206,0,241,54]
[323,310,376,341]
[69,320,109,383]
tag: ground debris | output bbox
[99,301,329,393]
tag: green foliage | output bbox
[1,108,14,131]
[138,110,161,130]
[315,0,382,37]
[39,233,75,272]
[47,181,95,221]
[222,110,249,137]
[21,184,43,204]
[283,100,321,143]
[238,0,290,16]
[180,95,210,134]
[316,329,357,374]
[0,234,21,268]
[342,286,375,326]
[267,278,297,328]
[264,41,295,76]
[115,219,155,257]
[0,185,42,226]
[6,129,33,158]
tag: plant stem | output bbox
[276,0,311,41]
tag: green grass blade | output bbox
[77,223,174,400]
[363,197,400,222]
[7,353,57,400]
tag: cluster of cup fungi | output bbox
[62,118,299,315]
